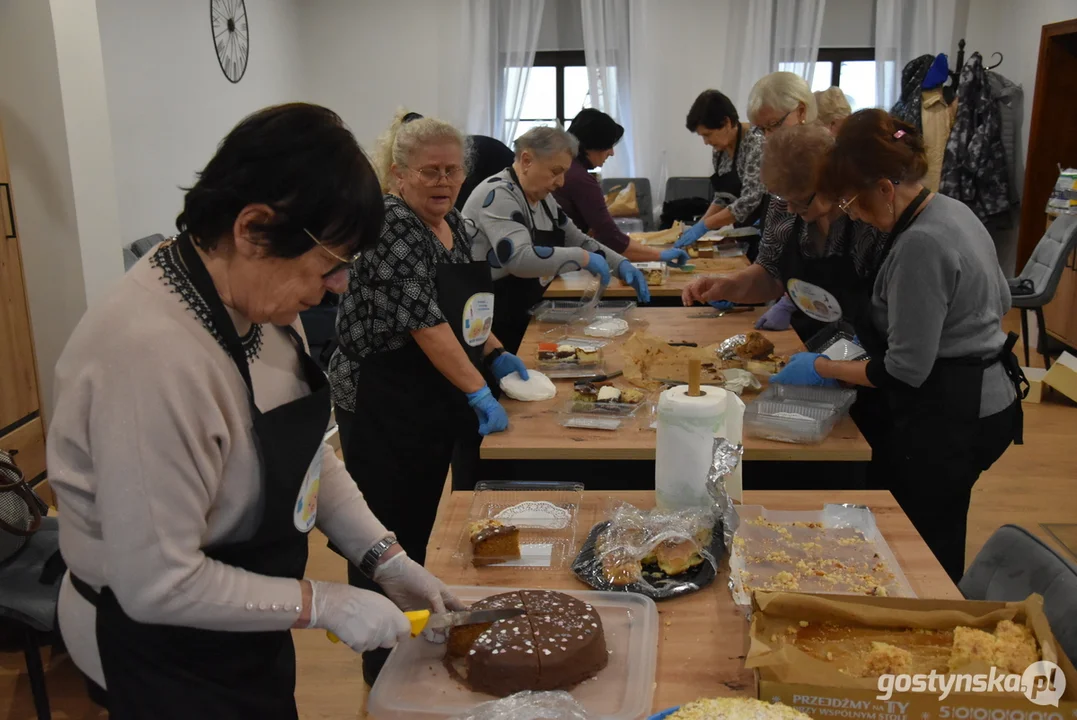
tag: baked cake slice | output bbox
[468,519,521,567]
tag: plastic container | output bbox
[543,364,615,380]
[367,586,659,720]
[759,384,857,415]
[728,504,917,606]
[560,416,624,431]
[536,341,604,371]
[530,300,637,325]
[743,396,840,444]
[614,216,644,234]
[631,261,669,286]
[452,482,584,569]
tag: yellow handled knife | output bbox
[327,607,524,643]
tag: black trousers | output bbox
[336,406,459,686]
[867,400,1019,584]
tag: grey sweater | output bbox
[869,194,1014,417]
[462,168,627,281]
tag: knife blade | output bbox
[590,370,623,383]
[409,607,525,635]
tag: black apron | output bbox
[492,167,567,355]
[710,124,766,229]
[776,190,1026,581]
[74,233,331,719]
[779,213,857,344]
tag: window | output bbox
[505,50,590,142]
[779,48,876,111]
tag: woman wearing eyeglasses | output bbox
[773,110,1025,582]
[48,104,460,718]
[328,111,521,684]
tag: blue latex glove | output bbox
[659,248,691,268]
[618,261,651,303]
[466,386,509,435]
[674,219,708,248]
[755,295,797,330]
[583,252,611,285]
[709,300,734,311]
[770,352,839,387]
[490,352,529,382]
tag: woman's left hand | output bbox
[373,552,465,613]
[659,248,691,267]
[770,352,838,387]
[490,352,529,382]
[618,260,651,303]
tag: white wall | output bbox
[0,0,123,418]
[96,0,306,245]
[537,0,584,51]
[820,0,875,48]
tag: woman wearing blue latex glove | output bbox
[490,351,529,382]
[770,352,838,387]
[618,261,651,303]
[466,387,510,435]
[659,248,691,267]
[463,126,631,355]
[755,295,797,330]
[673,219,709,248]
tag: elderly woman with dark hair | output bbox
[47,104,460,718]
[554,108,688,267]
[464,125,649,354]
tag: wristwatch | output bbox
[483,346,506,370]
[359,534,399,578]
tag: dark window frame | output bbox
[528,50,588,127]
[817,47,876,87]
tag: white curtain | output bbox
[580,0,635,177]
[461,0,546,144]
[721,0,826,113]
[874,0,960,109]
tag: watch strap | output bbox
[359,535,398,578]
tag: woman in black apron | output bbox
[330,114,524,685]
[771,110,1027,582]
[49,104,460,718]
[677,89,769,251]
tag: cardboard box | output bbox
[1043,352,1077,403]
[748,592,1077,720]
[1022,368,1048,404]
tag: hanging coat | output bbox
[939,52,1011,222]
[889,54,935,131]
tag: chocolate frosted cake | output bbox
[446,590,608,697]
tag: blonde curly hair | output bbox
[815,87,852,131]
[372,109,472,193]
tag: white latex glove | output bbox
[308,580,410,653]
[373,553,465,613]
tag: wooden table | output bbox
[544,258,751,300]
[425,489,960,714]
[482,307,870,463]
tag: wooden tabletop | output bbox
[544,256,751,299]
[425,489,961,714]
[483,307,871,461]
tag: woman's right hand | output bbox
[582,252,611,285]
[466,386,509,435]
[682,275,731,307]
[308,580,411,653]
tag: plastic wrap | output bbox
[571,501,723,600]
[720,368,762,395]
[705,437,743,552]
[448,691,589,720]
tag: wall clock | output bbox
[210,0,249,84]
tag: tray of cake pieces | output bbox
[559,379,650,431]
[454,481,585,570]
[728,504,916,607]
[535,336,611,379]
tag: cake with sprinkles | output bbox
[445,589,608,696]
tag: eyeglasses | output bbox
[304,228,360,278]
[762,110,793,132]
[408,165,466,187]
[777,192,816,213]
[837,194,860,215]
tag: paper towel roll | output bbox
[655,385,744,510]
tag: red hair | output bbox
[820,108,928,199]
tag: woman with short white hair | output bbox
[815,87,852,135]
[747,71,818,135]
[463,125,648,355]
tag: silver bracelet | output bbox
[359,534,398,578]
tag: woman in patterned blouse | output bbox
[329,112,525,685]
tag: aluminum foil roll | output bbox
[705,437,743,549]
[716,334,748,360]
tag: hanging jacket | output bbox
[939,52,1011,222]
[987,70,1023,206]
[890,54,935,131]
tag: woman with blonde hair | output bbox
[330,110,523,684]
[747,70,818,134]
[815,87,852,135]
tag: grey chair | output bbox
[1008,215,1077,369]
[0,516,62,720]
[664,176,711,204]
[122,233,166,271]
[600,177,655,231]
[960,524,1077,664]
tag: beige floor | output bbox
[2,312,1074,720]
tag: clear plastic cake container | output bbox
[451,482,584,570]
[632,261,669,286]
[743,397,840,444]
[530,300,637,324]
[367,586,659,720]
[728,504,916,607]
[758,384,858,415]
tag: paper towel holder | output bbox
[688,358,702,397]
